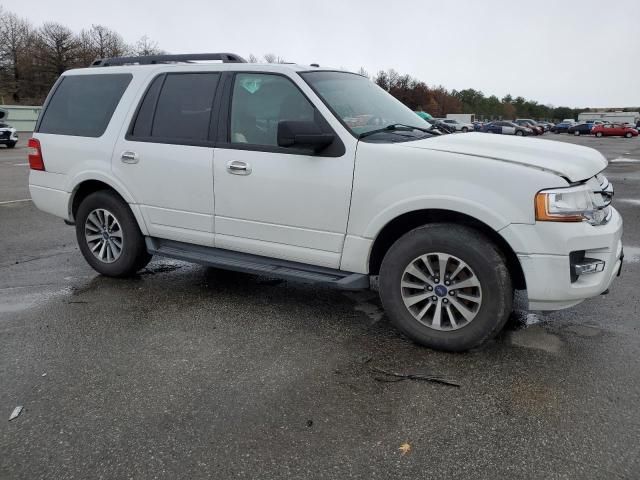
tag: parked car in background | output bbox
[551,122,573,134]
[514,119,543,135]
[0,122,18,148]
[481,121,531,136]
[472,121,484,132]
[592,124,639,138]
[568,123,594,136]
[426,118,456,134]
[439,118,474,132]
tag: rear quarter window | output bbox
[38,73,132,137]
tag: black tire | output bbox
[461,127,469,133]
[574,130,581,136]
[7,142,16,148]
[75,190,151,277]
[379,224,513,352]
[596,132,603,137]
[515,130,524,136]
[625,132,632,138]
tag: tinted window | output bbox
[130,74,164,138]
[230,73,315,146]
[151,73,220,141]
[38,74,131,137]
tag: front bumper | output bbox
[501,207,623,311]
[0,132,17,144]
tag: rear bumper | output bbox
[502,208,624,311]
[29,184,71,220]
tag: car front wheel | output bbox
[76,190,152,277]
[596,132,603,137]
[379,224,513,352]
[515,130,524,136]
[625,132,632,138]
[7,141,16,148]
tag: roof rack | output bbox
[90,53,247,67]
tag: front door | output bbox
[213,72,355,268]
[112,72,220,246]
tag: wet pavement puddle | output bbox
[507,326,564,353]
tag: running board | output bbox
[145,238,370,290]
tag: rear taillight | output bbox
[28,138,45,171]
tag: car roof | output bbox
[62,62,346,77]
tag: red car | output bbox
[592,124,638,138]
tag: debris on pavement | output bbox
[9,406,23,421]
[372,367,460,387]
[399,442,411,455]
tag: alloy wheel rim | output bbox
[400,252,483,331]
[84,208,123,263]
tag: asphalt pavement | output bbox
[1,133,639,479]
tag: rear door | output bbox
[112,72,221,246]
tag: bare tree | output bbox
[79,24,130,64]
[0,11,31,102]
[133,35,164,56]
[247,53,259,63]
[263,53,277,63]
[35,22,81,75]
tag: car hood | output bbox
[400,132,607,182]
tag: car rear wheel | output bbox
[462,127,469,133]
[574,130,581,136]
[596,132,603,137]
[379,224,513,352]
[515,130,524,136]
[76,190,152,277]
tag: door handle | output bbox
[121,151,139,164]
[226,160,251,175]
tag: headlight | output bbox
[535,184,609,225]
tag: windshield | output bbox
[300,71,432,139]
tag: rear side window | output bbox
[38,74,131,137]
[129,73,220,143]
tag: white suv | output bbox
[28,53,623,351]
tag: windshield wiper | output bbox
[358,123,434,139]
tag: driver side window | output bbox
[230,73,314,146]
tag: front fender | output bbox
[347,142,566,240]
[361,195,510,240]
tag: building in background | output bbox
[0,106,42,131]
[578,111,639,125]
[446,113,476,124]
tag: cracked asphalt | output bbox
[1,133,639,479]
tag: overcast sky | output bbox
[6,0,639,107]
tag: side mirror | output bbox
[277,121,335,153]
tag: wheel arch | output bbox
[68,178,149,235]
[368,209,526,290]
